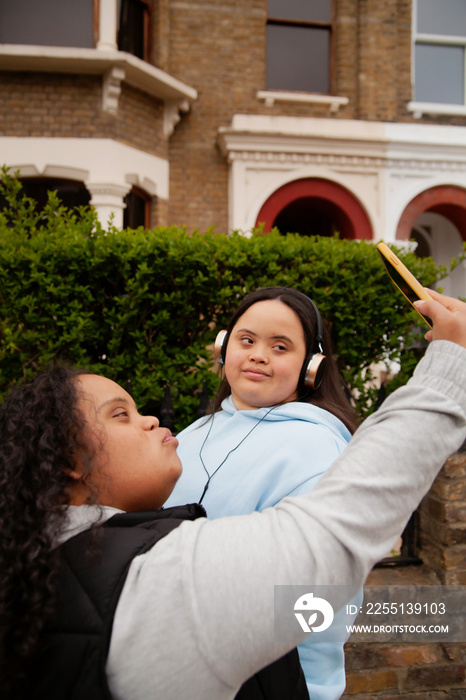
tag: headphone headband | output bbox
[304,296,324,355]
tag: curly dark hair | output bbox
[0,366,93,698]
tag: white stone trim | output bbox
[218,114,466,241]
[97,0,118,52]
[407,101,466,118]
[125,173,157,196]
[102,66,125,113]
[257,91,349,113]
[1,137,169,228]
[86,182,132,225]
[163,99,191,138]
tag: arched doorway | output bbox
[397,185,466,298]
[397,185,466,243]
[255,178,373,239]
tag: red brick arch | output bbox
[255,178,373,239]
[396,185,466,242]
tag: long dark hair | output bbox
[0,366,94,698]
[214,287,359,434]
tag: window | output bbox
[0,0,94,48]
[266,0,333,93]
[118,0,151,61]
[123,188,151,229]
[413,0,466,105]
[20,179,91,211]
[0,178,91,226]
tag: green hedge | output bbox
[0,169,450,431]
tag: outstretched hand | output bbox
[414,290,466,349]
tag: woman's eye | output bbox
[240,337,253,345]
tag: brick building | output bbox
[0,2,465,695]
[1,0,465,296]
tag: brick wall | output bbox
[419,449,466,586]
[151,193,169,228]
[0,72,166,158]
[166,0,266,232]
[342,448,466,698]
[345,640,465,698]
[353,0,410,122]
[0,72,103,138]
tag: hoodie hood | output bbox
[221,395,352,442]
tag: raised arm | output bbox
[108,338,466,700]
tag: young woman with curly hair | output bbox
[0,290,465,700]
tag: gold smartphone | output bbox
[376,242,433,328]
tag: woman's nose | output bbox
[249,345,268,363]
[142,415,160,430]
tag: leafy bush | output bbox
[0,168,451,431]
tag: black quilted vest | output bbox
[31,504,308,700]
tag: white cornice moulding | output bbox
[218,116,466,171]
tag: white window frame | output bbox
[408,0,466,117]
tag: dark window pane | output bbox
[0,0,94,48]
[266,24,330,93]
[415,44,464,104]
[417,0,466,36]
[268,0,332,23]
[118,0,147,59]
[123,189,149,229]
[20,178,90,211]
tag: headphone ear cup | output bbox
[302,353,327,390]
[214,330,228,365]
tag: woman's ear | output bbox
[66,467,84,481]
[65,460,92,505]
[64,453,88,482]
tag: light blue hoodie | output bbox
[165,396,362,700]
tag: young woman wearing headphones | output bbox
[165,286,361,700]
